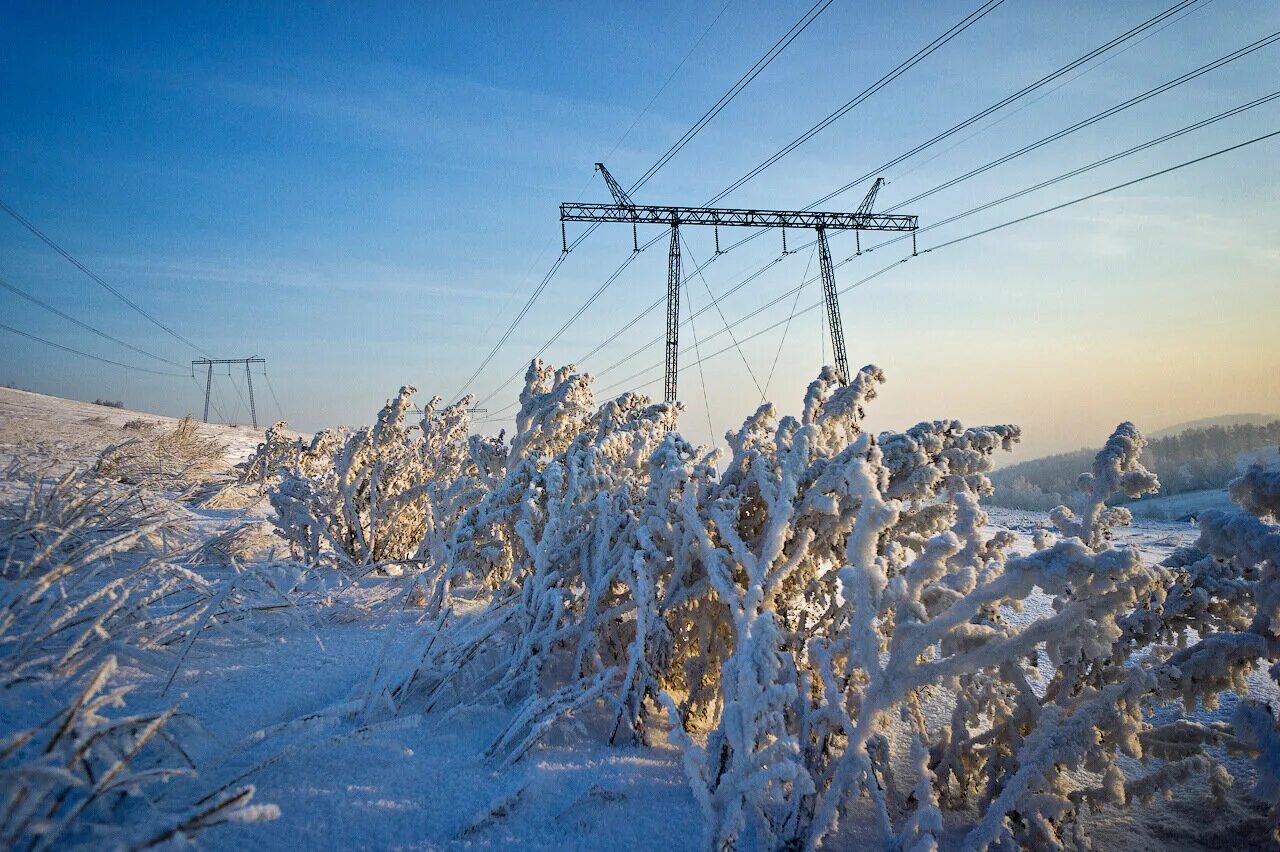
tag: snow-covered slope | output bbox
[0,386,268,469]
[1124,447,1280,521]
[2,385,1274,850]
[0,387,703,850]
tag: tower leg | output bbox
[664,224,681,404]
[817,227,850,386]
[245,361,258,429]
[203,362,213,422]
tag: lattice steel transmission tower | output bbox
[192,357,265,428]
[560,163,918,402]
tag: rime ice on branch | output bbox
[267,361,1280,850]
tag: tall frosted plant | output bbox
[269,361,1280,849]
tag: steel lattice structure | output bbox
[192,357,265,428]
[561,164,919,402]
[559,203,917,232]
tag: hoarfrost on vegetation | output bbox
[0,423,284,845]
[257,360,1280,850]
[6,361,1280,850]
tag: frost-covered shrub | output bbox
[93,415,228,487]
[269,361,1280,850]
[1049,420,1160,548]
[268,389,498,567]
[238,420,340,486]
[239,420,298,483]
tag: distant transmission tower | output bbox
[192,357,265,428]
[561,163,919,402]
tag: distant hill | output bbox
[988,417,1280,512]
[1152,413,1280,438]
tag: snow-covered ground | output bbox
[1,388,1272,849]
[1120,448,1280,521]
[0,386,268,470]
[0,389,704,850]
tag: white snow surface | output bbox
[0,386,270,470]
[1121,448,1280,521]
[0,387,1272,850]
[0,388,703,850]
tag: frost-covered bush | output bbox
[269,361,1280,850]
[268,389,498,567]
[239,420,299,484]
[93,415,228,487]
[238,420,338,486]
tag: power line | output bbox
[186,374,229,424]
[482,97,1277,414]
[528,0,1204,395]
[705,0,1007,205]
[453,0,836,402]
[761,243,817,401]
[620,92,1280,379]
[688,47,1280,352]
[0,320,187,377]
[881,0,1216,186]
[575,27,1269,380]
[0,275,188,369]
[681,278,717,449]
[465,7,740,375]
[226,367,250,422]
[626,0,835,195]
[476,0,1002,405]
[681,234,764,397]
[925,128,1280,252]
[263,370,286,422]
[601,0,738,168]
[473,252,641,408]
[806,0,1206,210]
[0,197,212,358]
[576,244,788,368]
[886,28,1280,212]
[593,246,808,381]
[594,127,1280,398]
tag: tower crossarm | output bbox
[558,164,920,400]
[559,202,917,232]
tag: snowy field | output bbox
[2,380,1277,850]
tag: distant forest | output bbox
[989,420,1280,510]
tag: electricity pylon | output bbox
[560,163,919,401]
[192,357,265,428]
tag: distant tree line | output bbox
[989,420,1280,510]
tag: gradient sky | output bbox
[2,0,1277,459]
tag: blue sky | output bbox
[2,0,1277,456]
